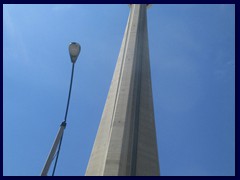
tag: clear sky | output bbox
[3,4,235,176]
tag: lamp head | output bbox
[69,42,81,64]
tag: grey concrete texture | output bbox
[85,4,160,176]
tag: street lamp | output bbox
[41,42,81,176]
[69,42,81,63]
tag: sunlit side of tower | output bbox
[85,4,160,176]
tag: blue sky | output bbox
[3,4,235,176]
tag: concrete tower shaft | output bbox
[85,4,160,176]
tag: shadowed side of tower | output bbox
[85,4,160,176]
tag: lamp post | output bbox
[41,42,81,176]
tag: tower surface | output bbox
[85,4,160,176]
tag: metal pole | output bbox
[51,63,75,176]
[40,63,75,176]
